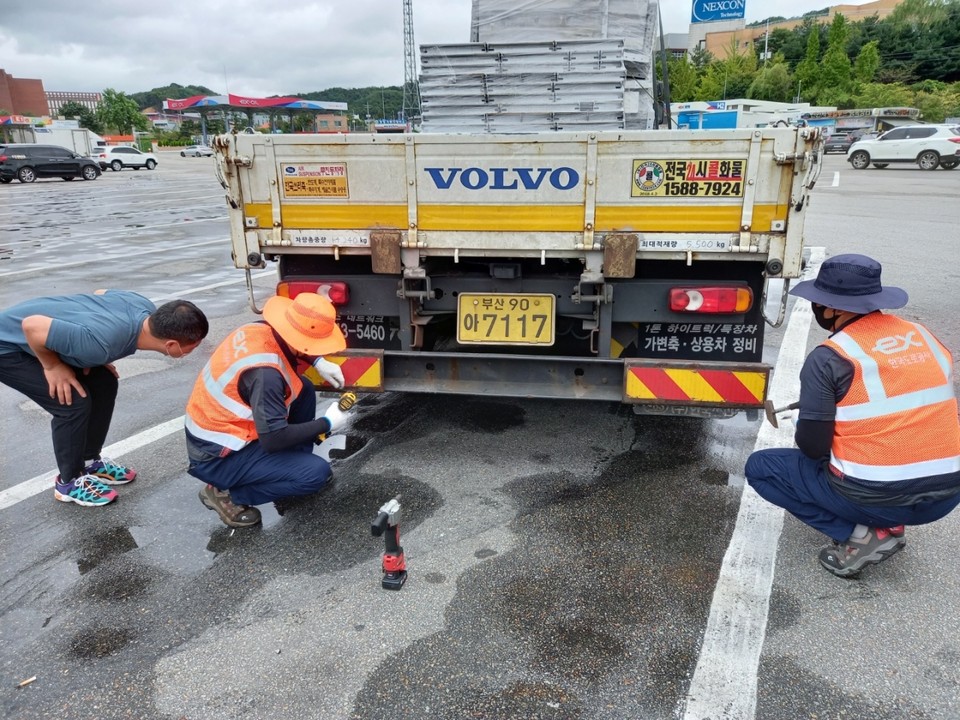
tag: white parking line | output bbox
[0,270,275,511]
[832,171,840,187]
[0,418,185,510]
[680,247,823,720]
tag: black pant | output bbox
[0,351,118,481]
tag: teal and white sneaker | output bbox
[85,456,137,485]
[54,474,118,506]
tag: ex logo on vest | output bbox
[872,331,923,355]
[232,329,248,359]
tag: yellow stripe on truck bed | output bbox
[245,203,788,233]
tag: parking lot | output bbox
[1,149,959,720]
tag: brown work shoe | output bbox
[198,484,262,528]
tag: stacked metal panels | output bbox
[419,40,628,133]
[420,0,659,133]
[470,0,658,79]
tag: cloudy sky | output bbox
[1,1,862,98]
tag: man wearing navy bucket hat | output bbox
[745,254,960,577]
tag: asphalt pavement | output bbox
[0,149,958,720]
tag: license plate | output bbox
[338,315,401,350]
[456,293,555,346]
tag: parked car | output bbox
[94,145,159,171]
[180,145,214,157]
[847,124,960,170]
[0,143,101,183]
[823,133,856,154]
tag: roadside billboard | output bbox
[692,0,746,23]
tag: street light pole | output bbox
[763,19,769,66]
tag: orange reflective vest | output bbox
[184,324,303,453]
[824,312,960,482]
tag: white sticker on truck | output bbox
[285,231,370,247]
[637,238,729,251]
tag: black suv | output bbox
[0,144,102,183]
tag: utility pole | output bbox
[763,19,770,65]
[401,0,422,129]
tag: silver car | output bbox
[847,124,960,170]
[181,145,214,157]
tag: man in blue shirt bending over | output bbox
[0,290,209,507]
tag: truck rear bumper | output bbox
[308,350,769,407]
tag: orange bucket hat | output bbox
[262,293,346,357]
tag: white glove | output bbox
[321,401,352,433]
[313,357,344,389]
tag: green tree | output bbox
[853,81,913,108]
[56,101,104,134]
[764,27,807,67]
[853,40,881,85]
[665,57,699,103]
[686,47,714,80]
[793,23,822,101]
[96,88,149,134]
[747,60,794,102]
[887,0,951,30]
[816,14,855,106]
[695,39,758,100]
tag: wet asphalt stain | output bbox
[6,470,441,720]
[357,394,526,440]
[756,655,933,719]
[328,433,367,460]
[453,400,525,433]
[352,432,741,720]
[69,627,133,659]
[75,526,139,574]
[698,467,730,486]
[459,681,582,720]
[81,564,152,602]
[766,586,802,636]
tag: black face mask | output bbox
[812,304,835,332]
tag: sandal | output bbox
[199,484,262,528]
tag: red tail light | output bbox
[276,281,350,305]
[670,286,753,314]
[949,137,960,144]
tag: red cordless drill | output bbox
[371,496,406,590]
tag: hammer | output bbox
[763,400,800,429]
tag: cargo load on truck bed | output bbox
[214,125,822,416]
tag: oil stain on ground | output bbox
[352,417,742,720]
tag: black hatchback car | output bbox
[0,143,102,183]
[823,133,855,154]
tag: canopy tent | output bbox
[162,95,347,112]
[161,95,350,141]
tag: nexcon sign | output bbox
[691,0,746,23]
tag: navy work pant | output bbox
[745,448,960,542]
[0,351,117,481]
[187,381,332,506]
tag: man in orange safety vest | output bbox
[745,254,960,577]
[184,293,350,528]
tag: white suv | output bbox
[847,124,960,171]
[94,146,159,171]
